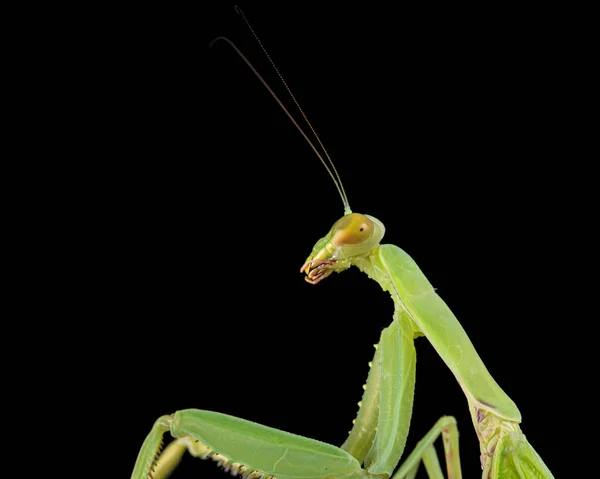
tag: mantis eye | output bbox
[331,213,374,246]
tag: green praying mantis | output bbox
[131,9,555,479]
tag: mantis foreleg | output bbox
[151,436,246,479]
[364,312,416,476]
[131,410,365,479]
[132,310,457,479]
[149,438,188,479]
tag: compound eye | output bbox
[331,213,374,246]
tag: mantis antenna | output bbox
[210,8,352,215]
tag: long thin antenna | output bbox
[233,6,352,215]
[210,36,350,213]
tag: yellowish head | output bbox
[300,213,385,284]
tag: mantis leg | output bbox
[131,409,365,479]
[132,419,247,479]
[392,416,461,479]
[145,436,196,479]
[342,311,417,477]
[149,435,246,479]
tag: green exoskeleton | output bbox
[131,9,554,479]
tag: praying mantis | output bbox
[131,7,558,479]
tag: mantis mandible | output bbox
[132,9,555,479]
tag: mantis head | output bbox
[301,213,385,284]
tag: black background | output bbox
[73,4,590,478]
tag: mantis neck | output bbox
[350,246,409,321]
[351,246,423,340]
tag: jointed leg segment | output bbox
[392,416,461,479]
